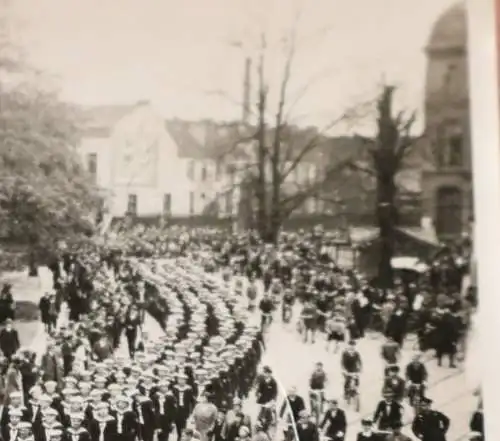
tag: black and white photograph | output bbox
[0,1,487,441]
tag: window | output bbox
[226,190,233,215]
[448,133,464,167]
[187,160,195,180]
[163,193,171,216]
[201,192,206,200]
[87,153,97,183]
[127,194,137,216]
[201,165,207,181]
[189,191,195,215]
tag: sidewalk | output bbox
[0,266,53,354]
[114,313,166,359]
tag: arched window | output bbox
[435,186,463,236]
[435,124,464,168]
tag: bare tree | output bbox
[215,12,370,243]
[353,85,419,287]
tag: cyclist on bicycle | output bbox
[326,309,346,353]
[405,352,428,404]
[381,336,400,377]
[279,386,306,440]
[340,340,362,399]
[309,362,327,419]
[259,293,274,333]
[382,365,405,403]
[255,366,278,423]
[320,399,347,441]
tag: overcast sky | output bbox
[9,0,458,133]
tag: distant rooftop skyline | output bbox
[10,0,458,134]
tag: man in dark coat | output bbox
[320,399,347,441]
[39,292,52,333]
[0,319,20,361]
[385,306,407,347]
[110,396,138,441]
[373,391,403,432]
[411,397,450,441]
[296,410,319,441]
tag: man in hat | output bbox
[0,319,20,361]
[320,399,346,441]
[296,410,319,441]
[38,408,63,441]
[1,391,28,427]
[39,292,53,334]
[88,402,116,441]
[382,366,405,403]
[373,390,403,432]
[65,413,91,441]
[16,421,33,441]
[174,372,195,438]
[2,407,24,441]
[411,397,449,441]
[356,419,377,441]
[110,395,137,441]
[40,343,62,386]
[279,386,305,431]
[152,383,177,441]
[132,388,155,441]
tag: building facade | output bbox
[421,2,473,240]
[78,102,327,221]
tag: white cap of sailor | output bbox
[8,407,23,418]
[42,407,59,418]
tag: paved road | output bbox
[22,265,476,441]
[226,276,477,441]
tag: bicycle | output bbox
[406,382,425,408]
[309,389,324,425]
[343,373,360,412]
[257,401,277,439]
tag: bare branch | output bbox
[278,108,357,184]
[278,156,359,218]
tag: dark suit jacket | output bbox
[320,409,347,438]
[88,417,117,441]
[109,410,138,441]
[373,400,403,430]
[152,393,177,428]
[133,397,156,431]
[173,385,195,417]
[63,427,92,441]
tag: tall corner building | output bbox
[421,2,473,240]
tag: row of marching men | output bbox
[0,260,264,441]
[0,328,263,441]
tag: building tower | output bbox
[421,2,473,240]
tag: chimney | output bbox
[242,57,251,124]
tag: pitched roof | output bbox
[165,119,254,160]
[78,102,144,136]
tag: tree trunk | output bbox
[269,140,281,245]
[376,172,397,288]
[256,41,268,241]
[28,249,38,277]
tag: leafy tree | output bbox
[0,9,101,270]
